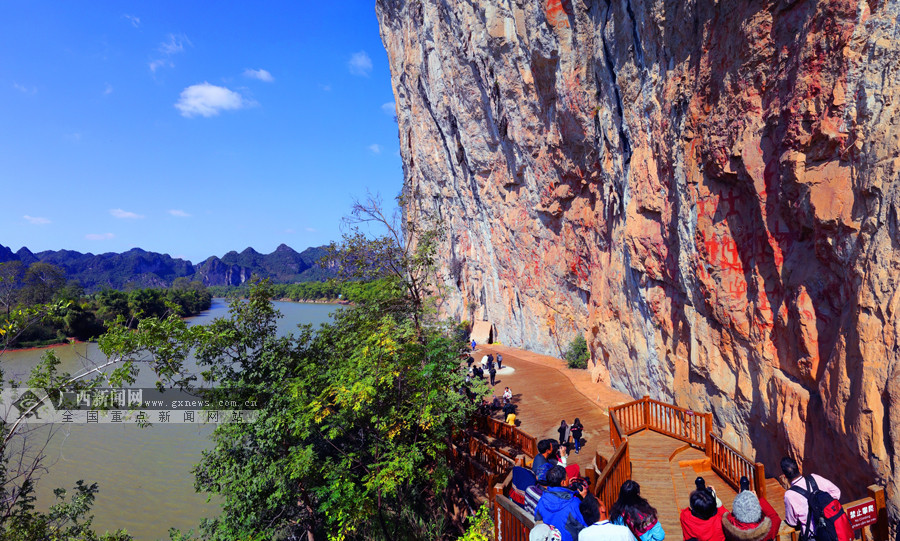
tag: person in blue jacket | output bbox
[534,465,588,541]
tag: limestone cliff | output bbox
[376,0,900,519]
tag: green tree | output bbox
[565,334,590,369]
[103,196,478,540]
[0,262,25,319]
[20,263,66,306]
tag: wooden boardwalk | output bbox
[475,344,787,535]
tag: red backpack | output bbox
[789,476,853,541]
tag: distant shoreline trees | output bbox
[208,278,390,305]
[0,261,212,350]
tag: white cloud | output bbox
[149,59,171,73]
[65,132,83,142]
[110,208,144,219]
[13,83,36,95]
[86,233,115,240]
[381,101,396,116]
[305,227,317,233]
[319,83,332,92]
[103,83,113,95]
[368,144,382,154]
[23,215,50,225]
[168,209,191,217]
[159,33,189,55]
[175,83,251,118]
[149,33,190,72]
[243,68,274,82]
[124,14,140,27]
[284,228,295,234]
[348,51,372,76]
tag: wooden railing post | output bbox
[868,485,888,541]
[754,462,766,499]
[642,395,650,429]
[704,412,713,457]
[609,414,615,448]
[493,486,502,541]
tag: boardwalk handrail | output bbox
[473,414,538,457]
[593,439,631,512]
[644,397,712,449]
[610,406,627,449]
[709,433,766,499]
[491,493,534,541]
[609,396,712,450]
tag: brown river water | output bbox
[0,299,339,540]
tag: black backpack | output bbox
[788,476,852,541]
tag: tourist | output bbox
[680,486,725,541]
[735,476,781,541]
[506,409,517,426]
[491,395,502,411]
[532,440,556,475]
[489,363,497,386]
[487,353,495,371]
[531,523,564,541]
[481,355,489,371]
[497,352,503,368]
[535,465,588,541]
[781,456,849,541]
[558,420,570,448]
[722,490,774,541]
[579,493,636,541]
[503,386,513,403]
[471,339,477,350]
[503,400,516,417]
[609,480,665,541]
[570,418,584,454]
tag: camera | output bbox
[569,478,588,493]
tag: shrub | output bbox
[564,334,590,369]
[459,503,493,541]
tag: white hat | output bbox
[530,523,563,541]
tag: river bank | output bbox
[1,299,341,540]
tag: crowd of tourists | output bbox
[519,453,852,541]
[461,343,856,541]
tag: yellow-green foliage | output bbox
[459,504,493,541]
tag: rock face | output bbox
[376,0,900,519]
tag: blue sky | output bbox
[1,1,403,263]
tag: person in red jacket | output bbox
[727,476,781,541]
[680,487,726,541]
[722,490,775,541]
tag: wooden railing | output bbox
[472,415,537,457]
[609,396,712,450]
[610,407,626,449]
[610,399,646,435]
[645,398,712,450]
[709,433,766,499]
[464,436,516,477]
[593,440,631,511]
[449,444,503,493]
[491,493,534,541]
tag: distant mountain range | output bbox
[0,243,333,291]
